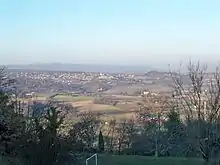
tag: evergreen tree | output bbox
[0,91,25,156]
[165,109,181,136]
[98,130,104,152]
[164,108,186,156]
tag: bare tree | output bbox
[206,65,220,122]
[69,111,100,152]
[124,118,136,149]
[105,119,117,153]
[170,61,220,164]
[170,62,207,120]
[116,120,127,155]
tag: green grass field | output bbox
[53,94,93,102]
[96,155,203,165]
[0,155,204,165]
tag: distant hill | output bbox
[6,63,152,73]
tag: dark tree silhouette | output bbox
[98,130,104,153]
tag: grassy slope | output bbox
[97,155,203,165]
[0,155,203,165]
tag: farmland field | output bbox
[70,100,134,120]
[23,93,149,120]
[50,94,139,120]
[53,94,93,102]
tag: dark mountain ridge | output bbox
[5,63,152,73]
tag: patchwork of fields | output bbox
[51,93,141,120]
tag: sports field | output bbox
[1,155,204,165]
[95,155,203,165]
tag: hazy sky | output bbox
[0,0,220,66]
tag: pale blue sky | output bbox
[0,0,220,66]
